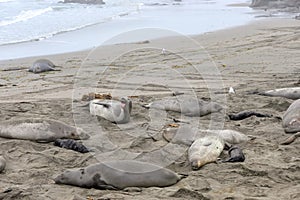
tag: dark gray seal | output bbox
[282,99,300,133]
[54,160,181,189]
[222,146,245,162]
[0,118,89,142]
[54,139,90,153]
[29,59,60,73]
[145,95,223,117]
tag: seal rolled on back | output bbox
[29,59,60,73]
[54,160,181,189]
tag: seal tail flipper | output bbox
[280,132,300,145]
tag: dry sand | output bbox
[0,18,299,199]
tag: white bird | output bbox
[161,48,166,55]
[89,97,132,124]
[229,87,235,94]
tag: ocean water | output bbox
[0,0,258,60]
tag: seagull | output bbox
[229,87,235,94]
[89,97,132,124]
[161,48,166,55]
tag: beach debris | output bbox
[54,139,90,153]
[144,95,223,117]
[222,146,245,163]
[282,99,300,133]
[28,59,61,73]
[54,160,181,189]
[280,132,300,145]
[188,135,224,170]
[0,156,6,173]
[0,118,90,142]
[90,97,132,124]
[81,92,112,101]
[228,110,272,120]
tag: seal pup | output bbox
[222,146,245,162]
[90,97,132,124]
[228,111,272,121]
[28,59,61,73]
[258,87,300,100]
[282,99,300,133]
[0,118,89,142]
[144,95,223,117]
[54,160,181,189]
[0,156,6,173]
[188,135,224,170]
[54,139,90,153]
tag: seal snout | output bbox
[191,160,201,170]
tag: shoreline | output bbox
[0,1,256,61]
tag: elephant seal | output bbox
[258,87,300,100]
[0,118,89,142]
[29,59,60,73]
[144,95,223,117]
[282,99,300,133]
[163,125,249,146]
[90,97,132,124]
[54,160,181,189]
[222,146,245,163]
[228,110,272,120]
[0,156,6,173]
[54,139,90,153]
[188,135,224,170]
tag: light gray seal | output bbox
[0,118,89,142]
[188,135,224,170]
[0,156,6,173]
[258,87,300,100]
[144,95,223,117]
[29,59,60,73]
[54,160,181,189]
[282,99,300,133]
[90,97,132,124]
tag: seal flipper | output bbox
[92,173,117,190]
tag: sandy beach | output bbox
[0,17,299,199]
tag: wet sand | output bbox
[0,18,299,199]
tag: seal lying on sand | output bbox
[163,125,249,146]
[0,118,89,142]
[90,97,132,124]
[144,95,223,117]
[228,110,272,120]
[222,146,245,163]
[0,156,6,173]
[28,59,60,73]
[282,99,300,133]
[54,139,90,153]
[54,160,181,189]
[257,87,300,100]
[188,135,224,170]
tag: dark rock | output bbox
[62,0,105,5]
